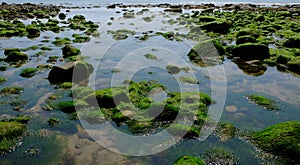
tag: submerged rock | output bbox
[252,121,300,162]
[48,61,94,84]
[187,39,225,67]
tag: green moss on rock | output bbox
[231,43,269,60]
[62,45,80,58]
[57,100,88,113]
[4,51,28,63]
[48,118,60,126]
[0,121,26,152]
[20,68,39,78]
[0,86,24,95]
[236,35,256,45]
[247,94,279,110]
[174,155,206,165]
[252,121,300,161]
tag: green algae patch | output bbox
[179,76,199,84]
[48,118,60,126]
[174,155,206,165]
[166,65,180,74]
[287,56,300,73]
[215,122,237,141]
[0,121,26,152]
[57,100,88,113]
[252,121,300,162]
[167,124,200,138]
[203,147,239,165]
[247,94,280,110]
[52,37,71,46]
[7,115,31,124]
[108,29,136,40]
[20,68,39,78]
[0,76,6,84]
[0,86,24,95]
[144,53,158,60]
[58,82,73,89]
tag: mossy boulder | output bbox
[215,122,237,141]
[287,56,300,72]
[26,25,40,36]
[0,121,26,152]
[179,76,199,84]
[48,61,94,84]
[236,35,256,45]
[252,121,300,161]
[0,76,6,84]
[236,28,260,39]
[187,39,225,66]
[57,100,88,113]
[20,68,39,78]
[4,51,28,63]
[283,36,300,49]
[62,45,81,58]
[231,43,269,60]
[203,147,239,165]
[84,87,129,108]
[4,48,20,55]
[200,21,231,34]
[174,155,206,165]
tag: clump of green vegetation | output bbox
[4,50,28,63]
[215,122,237,141]
[142,16,152,22]
[0,86,24,95]
[72,86,94,99]
[7,115,31,124]
[52,37,71,46]
[57,100,88,113]
[72,34,90,43]
[167,124,200,138]
[107,29,136,40]
[62,45,80,58]
[144,53,158,60]
[40,46,52,51]
[20,68,39,78]
[247,94,280,110]
[174,155,206,165]
[203,147,239,165]
[0,121,26,152]
[0,76,6,84]
[58,82,73,89]
[48,118,60,126]
[252,121,300,161]
[179,76,199,84]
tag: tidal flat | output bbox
[0,2,300,164]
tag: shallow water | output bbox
[1,4,300,165]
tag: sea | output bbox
[1,0,300,6]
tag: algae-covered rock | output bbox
[236,35,256,45]
[62,45,81,58]
[166,65,180,74]
[20,68,39,78]
[48,61,94,84]
[247,94,279,110]
[252,121,300,161]
[231,43,269,60]
[236,28,260,39]
[167,124,200,138]
[57,100,88,113]
[215,122,237,141]
[187,39,225,67]
[48,118,60,126]
[4,51,28,63]
[0,121,26,152]
[283,36,300,49]
[174,155,206,165]
[0,86,24,95]
[179,76,199,84]
[200,21,231,34]
[203,147,239,165]
[287,56,300,72]
[0,76,6,84]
